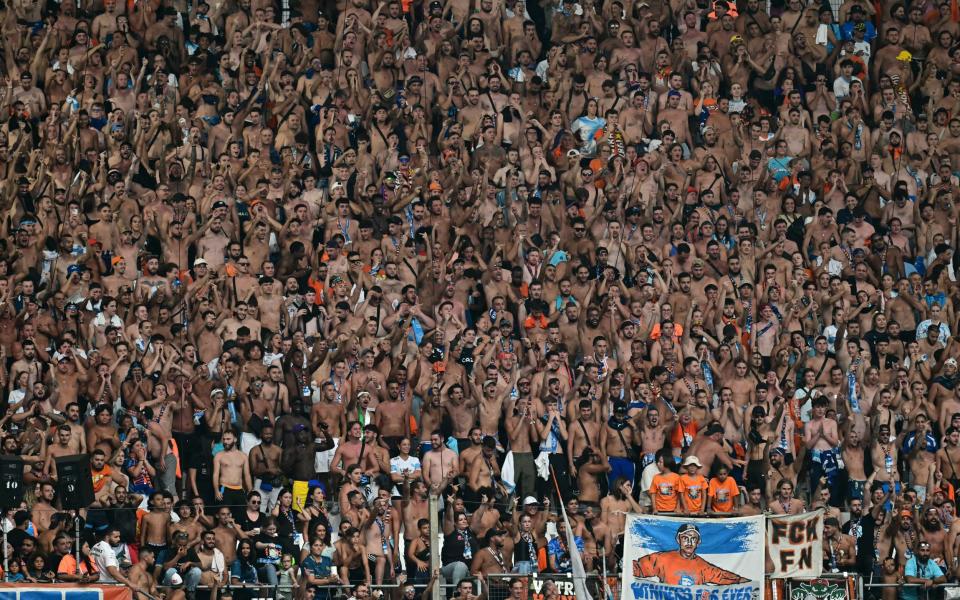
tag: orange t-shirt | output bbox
[708,476,740,513]
[670,421,699,451]
[634,550,745,585]
[679,473,708,513]
[650,471,681,513]
[57,554,98,576]
[91,465,112,493]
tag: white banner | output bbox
[766,510,824,579]
[620,513,765,600]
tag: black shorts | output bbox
[348,565,366,585]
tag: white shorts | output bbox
[315,437,339,473]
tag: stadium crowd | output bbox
[2,0,960,596]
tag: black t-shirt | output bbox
[236,510,263,534]
[188,436,216,503]
[171,547,202,573]
[847,512,883,576]
[275,508,298,542]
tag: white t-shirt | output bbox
[90,540,119,583]
[390,455,421,477]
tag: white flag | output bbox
[559,499,593,600]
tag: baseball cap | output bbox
[523,496,539,506]
[194,258,208,267]
[682,455,703,468]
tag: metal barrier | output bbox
[485,572,610,600]
[862,581,960,600]
[155,580,461,599]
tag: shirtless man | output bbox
[422,430,459,493]
[373,381,411,454]
[212,429,251,515]
[872,423,901,488]
[477,379,506,438]
[129,548,182,600]
[51,352,89,412]
[364,497,397,585]
[937,427,960,488]
[905,413,938,498]
[402,480,430,549]
[803,397,841,499]
[360,425,391,484]
[196,530,227,599]
[470,527,510,577]
[505,396,540,501]
[638,406,668,469]
[44,424,77,480]
[31,482,57,533]
[311,385,347,480]
[62,402,87,453]
[688,423,743,474]
[822,517,857,572]
[770,479,806,514]
[458,428,485,476]
[140,491,172,562]
[86,405,121,457]
[212,506,247,566]
[445,384,480,449]
[329,421,365,478]
[567,400,601,479]
[168,501,205,548]
[249,425,283,512]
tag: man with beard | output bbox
[212,506,246,566]
[213,429,251,515]
[373,379,411,455]
[250,425,284,512]
[765,448,797,502]
[904,540,947,597]
[470,528,510,577]
[602,402,639,490]
[937,427,960,491]
[822,517,857,572]
[195,217,232,270]
[196,529,228,596]
[282,424,334,498]
[128,548,177,600]
[443,383,479,451]
[637,404,667,469]
[920,506,948,566]
[136,255,170,307]
[90,448,126,505]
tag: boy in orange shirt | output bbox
[707,465,741,513]
[650,449,682,514]
[679,456,709,514]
